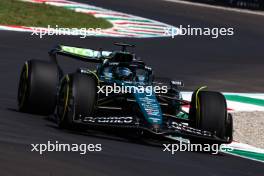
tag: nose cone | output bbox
[133,90,163,125]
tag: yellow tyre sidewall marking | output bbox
[195,86,207,127]
[62,75,70,120]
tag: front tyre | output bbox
[189,89,233,143]
[57,73,97,129]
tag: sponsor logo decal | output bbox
[82,116,134,124]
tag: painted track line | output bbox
[224,142,264,163]
[181,92,264,112]
[164,0,264,16]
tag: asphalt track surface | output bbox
[0,0,264,175]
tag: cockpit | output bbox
[101,65,150,83]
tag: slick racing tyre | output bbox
[57,73,97,129]
[17,60,59,115]
[189,88,233,142]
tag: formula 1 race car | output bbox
[17,43,233,145]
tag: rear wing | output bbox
[49,45,112,63]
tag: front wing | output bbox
[72,116,230,144]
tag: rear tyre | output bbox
[17,60,58,115]
[57,73,97,129]
[189,89,232,143]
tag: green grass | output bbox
[0,0,112,29]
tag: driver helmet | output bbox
[115,67,133,80]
